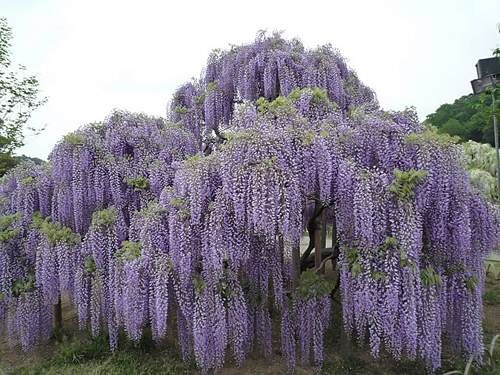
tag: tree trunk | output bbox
[314,205,324,271]
[292,245,301,287]
[54,296,63,334]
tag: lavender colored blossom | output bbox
[0,33,497,375]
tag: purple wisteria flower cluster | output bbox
[0,33,498,373]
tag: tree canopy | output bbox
[0,32,498,374]
[426,91,499,146]
[0,18,45,175]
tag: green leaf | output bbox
[379,236,397,252]
[91,207,117,229]
[389,168,428,200]
[37,217,80,246]
[84,256,96,274]
[421,266,442,288]
[63,132,85,146]
[194,276,205,296]
[296,269,334,300]
[124,176,150,191]
[465,275,478,291]
[116,241,142,262]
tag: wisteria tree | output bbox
[0,32,498,373]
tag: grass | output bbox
[484,278,500,305]
[2,332,193,375]
[1,276,499,375]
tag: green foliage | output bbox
[184,153,204,168]
[343,247,363,277]
[389,168,428,200]
[302,130,316,145]
[10,333,192,374]
[0,212,20,242]
[426,91,500,147]
[0,152,18,175]
[255,156,277,170]
[63,132,85,146]
[0,18,46,176]
[399,249,415,269]
[116,241,142,262]
[288,87,331,107]
[217,277,233,305]
[421,266,442,288]
[351,262,362,277]
[443,333,500,374]
[35,216,80,246]
[405,128,460,147]
[20,175,36,186]
[91,207,117,229]
[83,256,96,274]
[13,154,45,167]
[138,200,166,219]
[484,283,500,305]
[193,276,205,296]
[194,93,205,105]
[371,271,387,282]
[206,81,218,92]
[296,269,334,299]
[223,129,257,146]
[166,188,190,221]
[169,197,186,209]
[52,334,109,365]
[379,236,397,252]
[310,87,329,105]
[125,176,150,191]
[174,105,188,115]
[256,95,294,114]
[288,88,303,102]
[11,273,35,297]
[0,226,19,243]
[466,275,479,292]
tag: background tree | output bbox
[0,17,45,175]
[426,93,499,146]
[427,24,500,146]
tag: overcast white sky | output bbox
[1,0,499,159]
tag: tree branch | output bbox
[300,203,323,270]
[214,127,227,141]
[330,272,341,298]
[315,254,333,274]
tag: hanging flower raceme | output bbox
[50,127,105,234]
[33,213,80,304]
[0,212,24,315]
[113,241,149,342]
[128,201,171,342]
[80,206,122,349]
[149,252,172,343]
[192,274,228,373]
[169,32,376,139]
[293,270,333,368]
[74,253,98,330]
[6,281,52,351]
[169,82,206,145]
[0,163,53,224]
[0,33,497,375]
